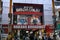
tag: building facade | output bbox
[1,0,54,40]
[2,0,53,25]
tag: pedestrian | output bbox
[42,36,44,40]
[30,34,34,40]
[56,35,60,40]
[48,36,52,40]
[7,32,12,40]
[12,37,14,40]
[25,36,30,40]
[23,36,25,40]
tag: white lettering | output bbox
[14,25,45,29]
[14,25,27,28]
[16,6,40,12]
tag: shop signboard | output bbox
[13,25,45,29]
[13,3,43,28]
[13,3,43,15]
[14,25,27,29]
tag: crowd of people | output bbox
[6,30,60,40]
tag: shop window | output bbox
[13,15,43,25]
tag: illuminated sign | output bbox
[16,6,40,12]
[13,3,43,25]
[28,25,45,28]
[13,25,45,29]
[14,25,27,28]
[13,3,43,15]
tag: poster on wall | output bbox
[13,3,43,25]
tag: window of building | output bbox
[13,15,43,25]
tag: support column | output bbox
[8,0,12,32]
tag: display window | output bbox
[17,15,41,25]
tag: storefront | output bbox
[13,3,44,40]
[13,3,44,31]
